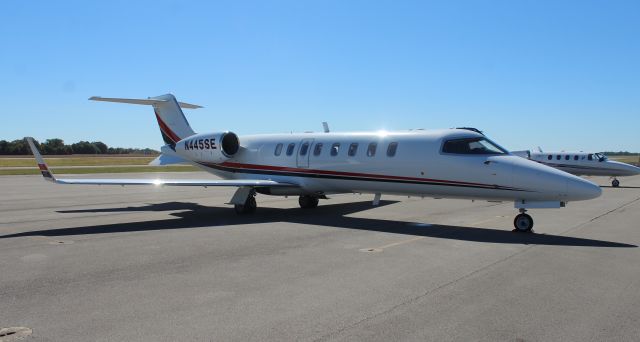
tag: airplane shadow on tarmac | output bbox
[0,200,635,248]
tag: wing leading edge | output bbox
[53,178,293,187]
[25,137,295,188]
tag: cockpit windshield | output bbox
[442,137,508,155]
[594,153,607,162]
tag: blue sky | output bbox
[1,0,639,151]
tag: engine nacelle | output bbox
[176,131,240,163]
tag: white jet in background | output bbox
[513,148,640,187]
[27,94,601,232]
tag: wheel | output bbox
[612,179,620,187]
[298,195,319,209]
[513,213,534,232]
[234,196,257,214]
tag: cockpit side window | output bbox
[594,153,606,162]
[441,137,508,155]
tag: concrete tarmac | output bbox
[1,173,639,341]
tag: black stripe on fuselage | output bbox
[197,162,532,192]
[539,161,615,172]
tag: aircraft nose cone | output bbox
[622,164,640,176]
[566,177,602,201]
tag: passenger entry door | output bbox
[296,139,314,168]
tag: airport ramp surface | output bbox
[1,172,639,341]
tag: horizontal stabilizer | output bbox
[89,96,203,109]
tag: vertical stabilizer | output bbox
[148,94,196,147]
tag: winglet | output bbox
[25,137,56,182]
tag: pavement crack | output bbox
[562,195,640,235]
[314,244,536,341]
[314,196,640,341]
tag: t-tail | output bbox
[89,94,201,148]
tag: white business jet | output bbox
[513,148,640,187]
[26,94,601,232]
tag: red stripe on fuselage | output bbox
[154,110,181,143]
[217,161,510,189]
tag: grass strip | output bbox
[0,165,199,176]
[0,157,156,167]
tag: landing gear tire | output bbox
[234,195,257,215]
[298,195,319,209]
[612,179,620,187]
[514,213,534,232]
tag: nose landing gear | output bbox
[514,209,534,232]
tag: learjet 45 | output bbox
[27,94,602,232]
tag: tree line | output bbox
[0,138,159,155]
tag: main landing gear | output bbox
[234,193,257,214]
[513,208,534,232]
[299,195,319,209]
[232,192,322,214]
[612,178,620,187]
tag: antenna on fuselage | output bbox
[322,122,330,133]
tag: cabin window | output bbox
[286,143,295,156]
[565,155,570,160]
[313,143,323,156]
[547,155,552,160]
[348,143,358,156]
[574,155,579,160]
[330,143,340,156]
[588,154,593,161]
[442,138,508,155]
[367,142,377,157]
[274,143,283,156]
[387,142,398,157]
[299,142,310,156]
[556,155,561,160]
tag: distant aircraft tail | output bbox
[89,94,201,148]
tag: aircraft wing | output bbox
[25,137,295,188]
[52,178,293,187]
